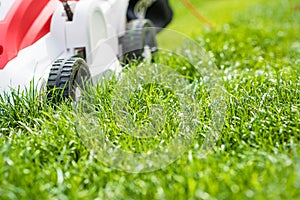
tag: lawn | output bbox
[1,0,300,199]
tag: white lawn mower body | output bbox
[0,0,129,95]
[0,0,173,100]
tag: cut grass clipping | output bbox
[1,0,300,199]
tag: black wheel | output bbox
[47,57,91,102]
[122,19,157,62]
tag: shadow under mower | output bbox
[0,0,173,101]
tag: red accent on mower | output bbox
[0,0,59,70]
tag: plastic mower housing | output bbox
[0,0,164,100]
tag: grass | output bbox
[168,0,264,35]
[1,0,300,199]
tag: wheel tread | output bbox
[46,58,90,102]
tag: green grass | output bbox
[168,0,264,35]
[1,0,300,199]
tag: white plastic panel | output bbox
[0,0,16,20]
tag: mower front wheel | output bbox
[47,57,91,102]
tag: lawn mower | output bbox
[0,0,173,100]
